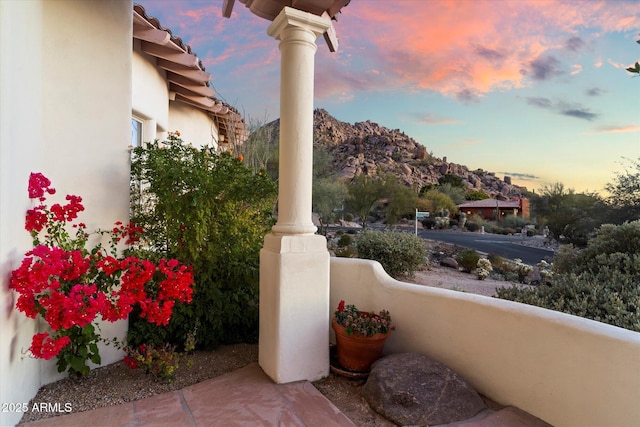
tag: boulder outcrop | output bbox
[362,353,487,426]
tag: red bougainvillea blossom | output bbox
[10,172,194,371]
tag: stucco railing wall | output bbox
[330,257,640,427]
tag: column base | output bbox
[258,233,330,383]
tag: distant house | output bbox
[0,3,245,426]
[457,198,530,220]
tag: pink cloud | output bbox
[593,125,640,134]
[417,114,461,125]
[331,1,640,99]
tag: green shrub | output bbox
[345,213,354,222]
[496,220,640,332]
[422,218,436,229]
[488,253,511,275]
[465,221,480,232]
[356,230,426,277]
[501,216,529,229]
[456,249,480,272]
[449,219,459,227]
[128,134,277,349]
[347,229,357,235]
[496,266,640,332]
[334,246,357,258]
[337,234,353,248]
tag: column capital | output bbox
[267,6,331,41]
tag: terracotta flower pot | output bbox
[331,319,391,372]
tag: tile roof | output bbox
[133,4,248,144]
[458,199,521,209]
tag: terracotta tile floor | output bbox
[20,363,551,427]
[20,363,355,427]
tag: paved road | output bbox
[418,229,554,265]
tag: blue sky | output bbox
[142,0,640,194]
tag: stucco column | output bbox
[269,7,328,235]
[259,7,331,384]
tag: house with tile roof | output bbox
[0,3,245,425]
[458,198,530,220]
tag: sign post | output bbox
[415,209,430,235]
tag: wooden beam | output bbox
[174,93,225,113]
[222,0,235,18]
[322,13,339,52]
[133,24,171,45]
[155,58,211,84]
[167,72,216,97]
[141,41,199,68]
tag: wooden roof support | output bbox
[141,41,200,68]
[133,25,171,45]
[167,72,216,97]
[155,59,211,84]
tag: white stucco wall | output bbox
[132,42,168,141]
[132,41,219,148]
[330,257,640,427]
[0,3,45,425]
[0,1,132,425]
[169,101,218,148]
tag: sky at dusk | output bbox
[141,0,640,194]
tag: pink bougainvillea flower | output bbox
[28,173,53,199]
[30,333,71,360]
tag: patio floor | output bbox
[20,363,355,427]
[20,362,551,427]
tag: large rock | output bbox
[440,256,459,269]
[362,353,487,426]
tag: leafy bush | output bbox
[128,133,277,349]
[496,220,640,331]
[456,249,480,272]
[356,230,426,277]
[500,215,529,230]
[465,221,480,232]
[422,218,436,229]
[338,234,353,248]
[496,266,640,332]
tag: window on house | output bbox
[131,118,143,147]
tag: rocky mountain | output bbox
[265,108,527,200]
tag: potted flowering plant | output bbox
[9,173,194,377]
[332,300,394,372]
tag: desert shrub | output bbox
[456,249,480,272]
[128,134,277,349]
[345,213,355,222]
[337,234,353,248]
[496,221,640,332]
[422,218,436,229]
[496,266,640,332]
[356,230,426,277]
[526,229,536,237]
[488,253,510,274]
[465,221,480,232]
[449,219,459,227]
[335,230,344,236]
[334,246,358,258]
[501,216,529,230]
[477,258,493,280]
[347,229,357,235]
